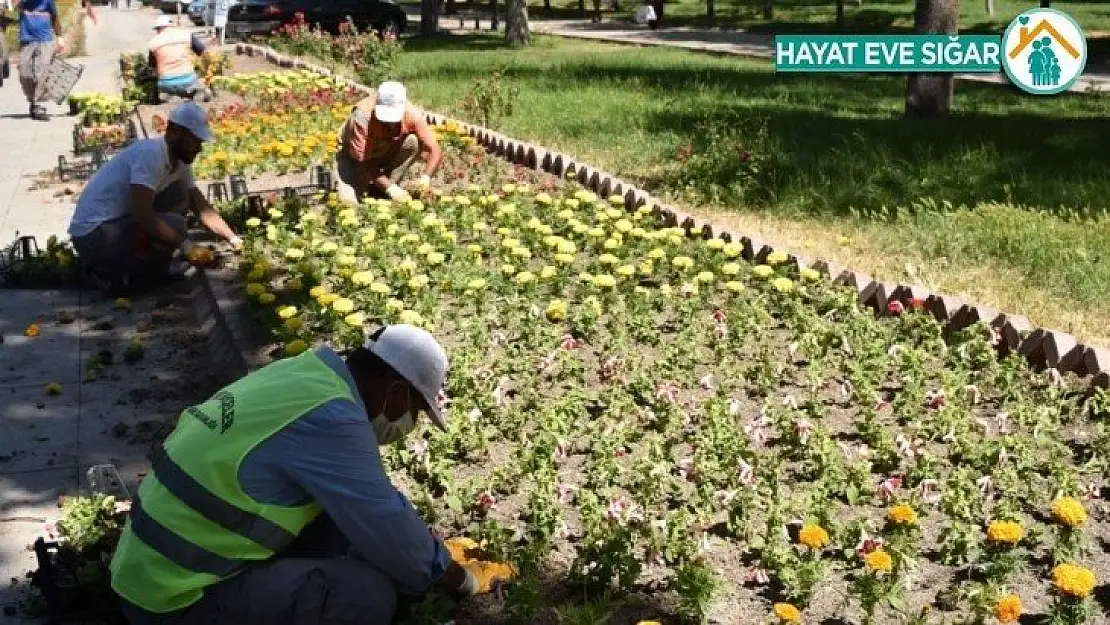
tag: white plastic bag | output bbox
[634,4,656,24]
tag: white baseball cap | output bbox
[167,102,213,141]
[374,81,407,124]
[364,324,449,430]
[153,15,175,29]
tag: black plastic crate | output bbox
[73,118,137,156]
[219,166,334,232]
[57,150,106,182]
[29,538,126,625]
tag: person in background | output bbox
[67,102,242,296]
[148,14,210,100]
[335,80,443,206]
[11,0,64,120]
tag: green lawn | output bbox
[393,33,1110,345]
[414,0,1110,33]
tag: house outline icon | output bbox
[1008,18,1081,60]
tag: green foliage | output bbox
[54,494,123,555]
[458,70,519,131]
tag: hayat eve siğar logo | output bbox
[1001,8,1087,95]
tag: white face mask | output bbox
[372,382,417,446]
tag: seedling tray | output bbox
[57,151,106,182]
[73,119,137,156]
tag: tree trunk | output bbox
[763,0,772,20]
[983,0,992,16]
[544,0,551,14]
[1039,0,1049,7]
[490,0,498,30]
[445,0,457,16]
[506,0,530,45]
[420,0,440,34]
[836,0,844,27]
[905,0,958,117]
[707,0,714,20]
[579,0,585,15]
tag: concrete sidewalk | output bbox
[0,6,160,246]
[415,13,1110,94]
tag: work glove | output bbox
[443,536,517,596]
[228,235,244,253]
[418,174,432,188]
[181,240,215,267]
[386,184,411,203]
[459,559,517,595]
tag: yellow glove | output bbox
[460,559,518,595]
[182,241,215,267]
[444,536,481,564]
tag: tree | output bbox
[506,0,530,45]
[905,0,958,117]
[836,0,845,27]
[420,0,440,34]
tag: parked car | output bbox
[188,0,206,25]
[156,0,188,13]
[225,0,405,40]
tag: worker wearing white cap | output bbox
[110,325,515,625]
[335,80,444,206]
[149,14,210,100]
[68,102,242,296]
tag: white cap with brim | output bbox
[153,15,175,29]
[374,81,407,124]
[167,102,213,142]
[364,324,449,430]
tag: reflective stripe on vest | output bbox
[110,350,356,614]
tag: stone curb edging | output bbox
[228,42,1109,389]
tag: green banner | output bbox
[775,35,1004,73]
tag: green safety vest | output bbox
[110,350,355,613]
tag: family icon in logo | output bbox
[1001,8,1087,94]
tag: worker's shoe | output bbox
[30,104,48,121]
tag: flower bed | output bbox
[223,118,1110,623]
[190,70,361,180]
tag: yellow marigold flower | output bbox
[336,254,357,267]
[278,305,298,319]
[369,282,391,295]
[837,235,851,246]
[318,241,338,254]
[399,310,425,326]
[515,271,536,285]
[725,281,745,293]
[535,192,552,205]
[426,252,446,266]
[994,595,1021,624]
[332,298,355,314]
[773,603,801,623]
[554,253,576,265]
[557,240,577,254]
[722,242,742,258]
[572,223,590,235]
[466,278,487,291]
[352,271,374,286]
[721,262,741,276]
[344,312,365,327]
[647,248,665,260]
[1051,497,1087,528]
[608,194,624,206]
[467,244,483,255]
[598,253,620,266]
[614,219,633,233]
[864,549,893,573]
[587,227,606,238]
[752,265,774,279]
[593,274,617,289]
[694,271,715,284]
[888,504,918,526]
[258,293,276,305]
[318,292,338,306]
[766,250,788,265]
[603,238,620,250]
[545,299,567,322]
[1052,563,1096,598]
[114,297,132,311]
[285,339,307,356]
[800,268,821,282]
[798,524,830,550]
[540,265,558,279]
[268,208,284,219]
[772,277,795,293]
[284,317,303,331]
[671,255,694,270]
[45,382,62,396]
[246,282,265,296]
[471,221,488,232]
[246,217,262,228]
[501,264,516,275]
[986,520,1024,545]
[385,298,405,311]
[309,286,327,298]
[408,275,430,289]
[706,238,725,250]
[616,264,636,277]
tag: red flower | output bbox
[887,300,904,315]
[909,297,926,311]
[475,492,496,513]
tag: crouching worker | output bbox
[335,80,443,206]
[109,325,515,625]
[67,102,242,296]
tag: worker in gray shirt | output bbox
[110,324,515,624]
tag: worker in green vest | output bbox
[110,324,515,624]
